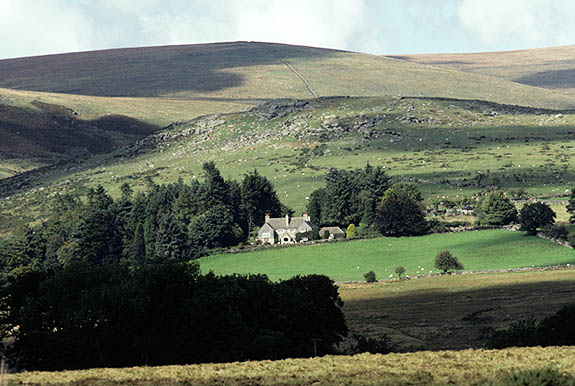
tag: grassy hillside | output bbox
[3,42,575,178]
[199,230,573,282]
[390,45,575,96]
[2,42,575,109]
[2,95,575,236]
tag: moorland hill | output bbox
[3,42,575,178]
[1,42,574,109]
[390,44,575,95]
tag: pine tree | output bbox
[322,169,360,226]
[240,169,282,232]
[306,188,326,226]
[154,214,190,262]
[75,185,122,265]
[124,223,146,264]
[201,161,231,209]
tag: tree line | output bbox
[1,263,347,370]
[0,162,285,274]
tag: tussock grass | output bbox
[8,347,575,385]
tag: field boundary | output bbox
[341,263,575,286]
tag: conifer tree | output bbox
[567,189,575,224]
[240,169,282,232]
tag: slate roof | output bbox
[266,217,311,230]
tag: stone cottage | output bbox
[257,213,315,244]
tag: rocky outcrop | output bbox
[248,99,310,120]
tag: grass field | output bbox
[199,230,574,282]
[8,346,575,385]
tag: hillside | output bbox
[3,42,575,179]
[2,95,575,236]
[390,44,575,95]
[2,42,575,109]
[0,87,259,178]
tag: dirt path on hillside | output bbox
[264,46,319,99]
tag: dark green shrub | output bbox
[395,266,406,279]
[543,224,569,241]
[364,271,376,283]
[429,219,471,233]
[568,233,575,248]
[374,185,429,237]
[478,191,518,225]
[488,318,538,349]
[537,304,575,346]
[489,304,575,349]
[519,202,556,235]
[0,264,348,371]
[348,334,392,354]
[434,250,464,274]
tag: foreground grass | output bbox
[9,346,575,385]
[200,230,574,282]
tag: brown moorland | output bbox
[389,44,575,95]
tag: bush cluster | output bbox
[542,224,569,241]
[363,270,377,283]
[489,304,575,349]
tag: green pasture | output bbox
[199,230,575,282]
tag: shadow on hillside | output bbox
[388,56,474,67]
[515,68,575,90]
[0,42,338,97]
[343,277,575,351]
[0,102,159,160]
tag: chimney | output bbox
[303,212,310,222]
[285,213,290,226]
[265,213,270,223]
